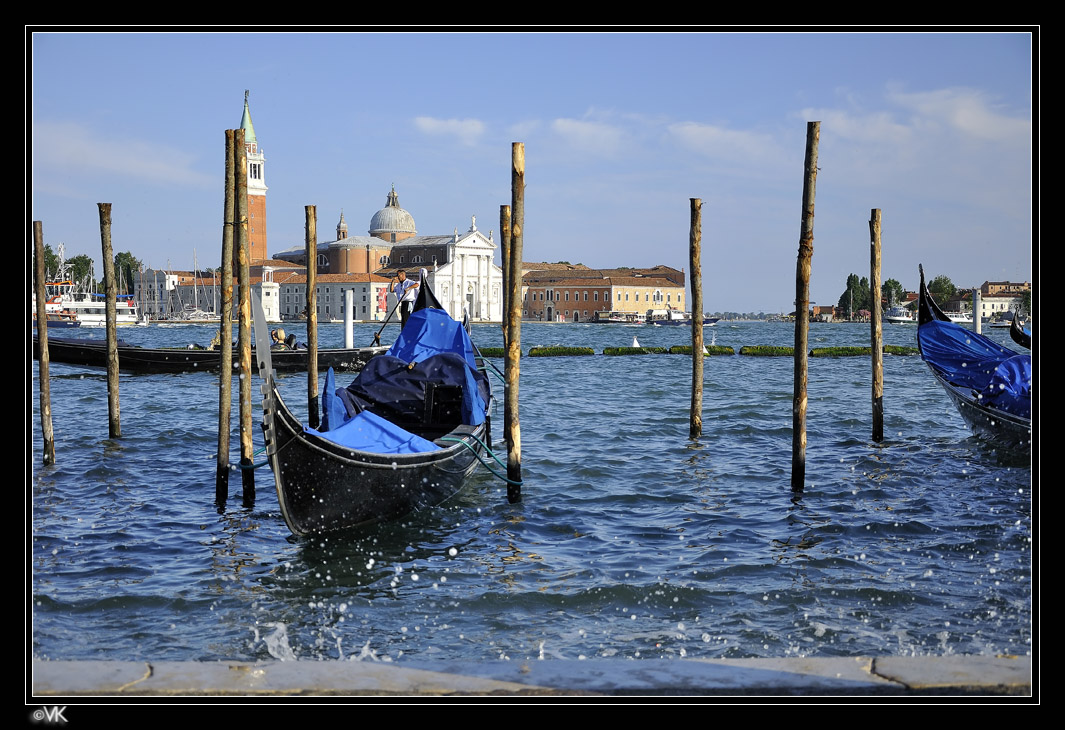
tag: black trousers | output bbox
[400,301,413,328]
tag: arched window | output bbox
[379,255,390,266]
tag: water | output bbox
[29,320,1033,664]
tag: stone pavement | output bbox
[30,655,1032,698]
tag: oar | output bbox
[372,278,400,346]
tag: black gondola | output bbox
[32,335,385,374]
[255,277,493,536]
[917,265,1032,446]
[1010,314,1032,350]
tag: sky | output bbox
[28,30,1035,314]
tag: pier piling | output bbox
[500,205,511,328]
[689,198,704,438]
[869,208,884,442]
[306,205,319,429]
[98,203,121,439]
[216,130,236,502]
[235,128,254,502]
[33,221,56,465]
[505,144,524,502]
[791,121,820,492]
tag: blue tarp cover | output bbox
[919,320,1031,418]
[313,306,488,454]
[386,307,479,369]
[305,408,440,454]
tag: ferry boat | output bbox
[884,305,916,324]
[593,311,647,324]
[41,280,145,327]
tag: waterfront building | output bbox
[521,265,685,322]
[273,187,504,322]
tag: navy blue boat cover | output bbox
[314,307,489,453]
[918,320,1031,419]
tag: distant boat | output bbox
[593,311,646,324]
[42,280,145,327]
[647,309,720,327]
[884,305,916,324]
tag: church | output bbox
[273,186,505,323]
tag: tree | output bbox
[113,251,142,294]
[927,275,956,307]
[881,278,906,309]
[66,255,96,290]
[1020,290,1032,318]
[836,273,871,319]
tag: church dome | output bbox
[369,186,416,237]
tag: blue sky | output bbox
[29,30,1034,313]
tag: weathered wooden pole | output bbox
[98,203,121,439]
[33,221,56,465]
[216,130,236,502]
[791,121,820,493]
[500,204,511,326]
[235,128,255,502]
[305,205,319,429]
[972,288,982,334]
[505,143,524,502]
[869,208,884,443]
[689,198,704,438]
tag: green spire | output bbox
[240,89,257,144]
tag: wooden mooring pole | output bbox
[216,130,236,502]
[500,204,511,326]
[505,143,524,502]
[689,198,704,438]
[235,128,254,502]
[869,208,884,443]
[791,121,820,493]
[98,203,121,439]
[306,205,319,429]
[33,221,56,465]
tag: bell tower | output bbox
[240,90,268,263]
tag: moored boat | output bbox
[31,310,81,328]
[256,277,493,535]
[916,265,1031,446]
[33,334,385,374]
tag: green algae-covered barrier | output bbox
[739,345,794,356]
[477,347,508,358]
[810,346,921,357]
[669,345,736,356]
[603,346,668,355]
[528,346,595,357]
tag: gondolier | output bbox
[392,269,420,329]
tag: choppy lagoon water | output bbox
[29,320,1034,664]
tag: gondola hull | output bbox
[254,276,494,536]
[33,335,385,374]
[916,265,1031,447]
[926,368,1032,445]
[261,379,487,535]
